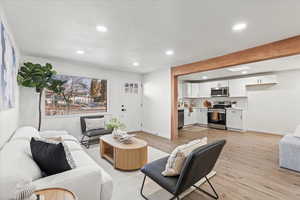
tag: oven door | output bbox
[208,109,226,129]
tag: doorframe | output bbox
[171,35,300,140]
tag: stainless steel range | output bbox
[208,102,231,130]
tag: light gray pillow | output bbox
[162,137,207,177]
[85,118,105,131]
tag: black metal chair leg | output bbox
[80,135,90,148]
[140,175,179,200]
[140,175,149,200]
[80,135,85,145]
[193,176,219,199]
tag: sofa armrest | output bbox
[33,166,103,200]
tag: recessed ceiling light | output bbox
[228,66,250,72]
[133,62,140,66]
[76,50,85,55]
[242,71,248,74]
[202,76,208,80]
[165,50,174,56]
[96,25,108,32]
[232,22,247,32]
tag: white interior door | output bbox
[118,81,143,132]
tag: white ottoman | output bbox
[279,135,300,172]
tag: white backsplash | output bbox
[184,97,248,110]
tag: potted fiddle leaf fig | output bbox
[17,62,57,131]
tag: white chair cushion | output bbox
[162,137,207,176]
[85,118,105,131]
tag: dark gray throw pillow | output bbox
[30,137,76,176]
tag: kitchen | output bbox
[176,54,300,135]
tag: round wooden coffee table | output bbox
[100,135,148,170]
[35,188,76,200]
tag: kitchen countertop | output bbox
[192,107,208,109]
[226,107,244,110]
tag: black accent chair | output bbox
[140,140,226,200]
[80,115,112,148]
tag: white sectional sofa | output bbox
[0,126,113,200]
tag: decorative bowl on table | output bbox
[112,129,135,144]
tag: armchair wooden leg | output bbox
[140,175,179,200]
[193,176,219,199]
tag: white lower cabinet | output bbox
[226,109,245,131]
[196,108,208,125]
[184,108,197,125]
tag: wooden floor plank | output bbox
[134,127,300,200]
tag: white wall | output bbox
[142,68,171,139]
[246,70,300,135]
[20,56,143,139]
[0,4,20,148]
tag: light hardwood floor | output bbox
[134,127,300,200]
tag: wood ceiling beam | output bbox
[172,35,300,76]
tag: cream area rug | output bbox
[86,145,216,200]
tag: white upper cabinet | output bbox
[184,82,192,97]
[183,74,277,98]
[184,83,200,98]
[191,83,200,98]
[178,81,183,98]
[229,78,247,97]
[210,80,229,88]
[198,82,211,97]
[245,75,277,86]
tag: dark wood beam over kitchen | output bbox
[171,35,300,140]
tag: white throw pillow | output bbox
[85,118,105,131]
[294,125,300,138]
[162,137,207,177]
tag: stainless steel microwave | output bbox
[211,87,229,97]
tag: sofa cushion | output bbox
[71,149,98,167]
[0,175,33,200]
[0,139,43,181]
[30,137,76,176]
[12,126,40,141]
[39,130,69,138]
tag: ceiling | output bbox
[2,0,300,73]
[179,54,300,81]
